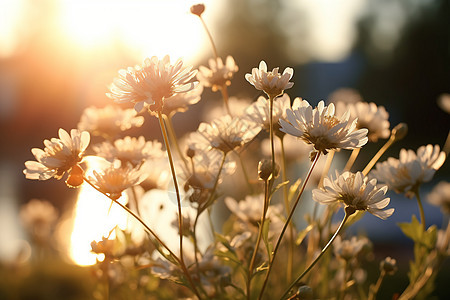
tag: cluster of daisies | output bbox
[22,3,449,300]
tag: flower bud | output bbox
[297,285,313,300]
[391,123,408,142]
[190,3,205,17]
[380,256,397,275]
[258,159,279,181]
[186,147,196,159]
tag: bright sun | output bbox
[58,0,208,62]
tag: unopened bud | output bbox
[186,147,196,158]
[380,256,397,275]
[258,159,279,181]
[190,3,205,17]
[297,285,313,300]
[391,123,408,141]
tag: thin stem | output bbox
[362,137,395,176]
[269,95,276,183]
[258,152,321,300]
[318,150,334,188]
[199,16,219,59]
[414,187,427,232]
[344,148,360,172]
[236,152,254,193]
[220,85,231,115]
[368,270,386,300]
[280,209,353,300]
[157,112,185,261]
[157,111,203,299]
[247,179,270,300]
[163,114,188,170]
[280,136,294,283]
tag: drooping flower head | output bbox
[89,160,149,200]
[188,115,261,154]
[107,55,198,113]
[335,101,390,142]
[312,171,394,219]
[77,105,144,139]
[197,56,238,92]
[24,129,90,182]
[279,100,368,154]
[371,144,446,197]
[244,93,291,132]
[245,61,294,98]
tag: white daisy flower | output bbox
[244,93,291,132]
[333,236,370,261]
[188,115,261,153]
[93,136,165,166]
[245,61,294,98]
[197,56,238,92]
[77,105,144,139]
[279,100,368,154]
[427,181,450,214]
[371,144,446,196]
[312,171,394,219]
[335,101,390,142]
[20,199,58,243]
[107,55,198,113]
[89,160,149,200]
[24,128,90,181]
[224,194,284,234]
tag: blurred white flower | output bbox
[280,100,368,154]
[197,56,238,92]
[20,199,58,243]
[427,181,450,214]
[333,236,369,261]
[24,128,90,181]
[313,171,394,219]
[93,136,165,166]
[77,105,144,139]
[188,115,261,153]
[335,101,390,142]
[371,144,446,196]
[245,61,294,98]
[225,194,284,234]
[89,161,149,200]
[107,55,198,113]
[437,93,450,114]
[327,88,362,105]
[161,83,203,116]
[244,93,291,132]
[261,134,313,162]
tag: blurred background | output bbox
[0,0,449,298]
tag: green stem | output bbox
[280,136,294,283]
[199,16,219,59]
[344,148,360,172]
[368,270,386,300]
[280,208,354,300]
[362,137,395,176]
[414,187,426,232]
[258,152,321,300]
[157,111,203,299]
[247,179,270,299]
[163,114,189,170]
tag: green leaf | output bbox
[261,219,273,261]
[271,180,289,195]
[288,178,302,203]
[398,215,423,242]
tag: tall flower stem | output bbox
[220,85,231,115]
[344,148,360,172]
[246,178,270,300]
[362,136,395,176]
[156,111,203,298]
[163,114,188,170]
[280,207,355,300]
[367,270,386,300]
[258,152,321,300]
[199,15,219,59]
[280,136,294,283]
[236,152,253,193]
[413,187,427,232]
[268,95,276,185]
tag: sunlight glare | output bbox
[0,0,25,58]
[69,159,128,266]
[59,0,208,62]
